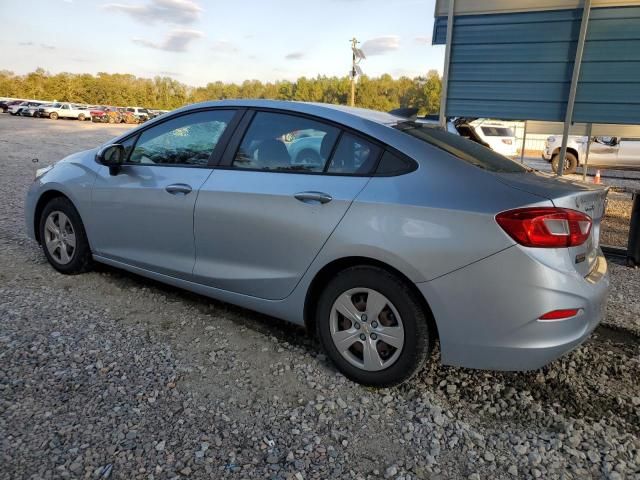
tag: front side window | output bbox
[326,134,381,175]
[128,110,235,166]
[232,112,339,172]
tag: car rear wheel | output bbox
[78,114,85,121]
[39,197,93,274]
[49,112,59,120]
[551,152,578,174]
[316,266,432,387]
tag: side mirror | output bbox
[96,144,125,175]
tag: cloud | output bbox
[414,36,431,45]
[211,40,239,54]
[362,36,400,56]
[103,0,202,25]
[285,51,305,60]
[132,28,203,52]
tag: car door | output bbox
[588,136,619,167]
[192,110,380,300]
[88,109,239,278]
[616,138,640,168]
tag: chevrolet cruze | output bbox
[25,100,610,386]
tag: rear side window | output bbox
[395,122,527,173]
[232,112,339,172]
[326,134,380,175]
[376,150,416,176]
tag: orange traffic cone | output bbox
[594,170,601,184]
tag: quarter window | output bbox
[128,110,235,166]
[325,133,381,175]
[232,112,339,172]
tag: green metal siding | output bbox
[433,6,640,124]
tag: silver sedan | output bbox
[25,100,610,387]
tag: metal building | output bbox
[432,0,640,176]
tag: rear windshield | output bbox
[480,126,514,137]
[394,122,528,173]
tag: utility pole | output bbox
[349,38,365,107]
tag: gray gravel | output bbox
[1,115,640,480]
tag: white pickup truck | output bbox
[543,135,640,173]
[38,103,92,121]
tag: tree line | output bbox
[0,68,441,114]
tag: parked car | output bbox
[148,109,170,119]
[126,106,150,122]
[25,100,609,387]
[39,103,92,121]
[21,102,47,117]
[90,106,123,124]
[1,100,24,113]
[544,135,640,173]
[9,101,43,116]
[470,120,518,157]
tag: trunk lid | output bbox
[494,171,608,276]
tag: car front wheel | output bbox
[316,266,433,387]
[551,152,578,174]
[39,197,93,274]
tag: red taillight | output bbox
[496,207,592,248]
[539,309,581,320]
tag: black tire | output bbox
[551,152,578,174]
[49,112,59,120]
[39,197,93,275]
[316,266,433,387]
[78,113,85,121]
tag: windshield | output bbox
[394,121,529,173]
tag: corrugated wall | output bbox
[432,6,640,124]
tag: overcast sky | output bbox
[0,0,445,86]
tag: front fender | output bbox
[25,158,98,244]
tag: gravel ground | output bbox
[1,115,639,480]
[601,194,633,248]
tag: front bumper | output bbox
[542,147,553,161]
[417,246,609,371]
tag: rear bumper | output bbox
[417,247,609,371]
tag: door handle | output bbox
[294,191,333,204]
[165,183,192,195]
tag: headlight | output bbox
[34,165,54,181]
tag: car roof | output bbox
[175,99,407,128]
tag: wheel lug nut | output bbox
[354,323,360,330]
[359,334,366,341]
[370,333,378,340]
[361,314,368,322]
[371,321,378,328]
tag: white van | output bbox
[470,120,518,157]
